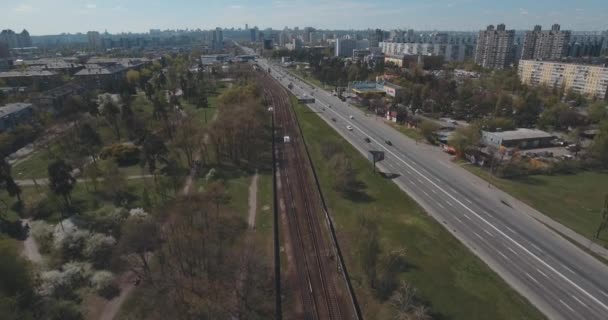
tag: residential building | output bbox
[213,27,223,49]
[335,38,356,57]
[0,42,9,58]
[0,29,32,48]
[286,38,303,51]
[303,27,315,43]
[475,24,515,69]
[518,60,608,100]
[87,31,102,50]
[0,70,60,87]
[31,82,87,111]
[521,24,570,60]
[482,129,555,150]
[379,42,467,61]
[250,28,257,42]
[369,29,384,47]
[0,103,33,131]
[384,54,444,70]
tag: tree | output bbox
[448,124,481,157]
[101,100,122,141]
[47,160,76,208]
[141,133,168,180]
[588,102,608,124]
[595,195,608,239]
[117,217,160,281]
[0,158,22,203]
[0,239,35,320]
[589,120,608,167]
[126,70,141,86]
[173,117,203,168]
[76,123,102,165]
[390,281,417,319]
[100,160,129,205]
[204,181,231,220]
[419,120,439,144]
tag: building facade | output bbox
[0,29,32,48]
[335,39,356,57]
[87,31,102,50]
[475,24,515,69]
[518,60,608,100]
[521,24,570,60]
[379,42,466,61]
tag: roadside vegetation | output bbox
[0,52,274,320]
[292,97,545,320]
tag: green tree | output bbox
[77,123,102,165]
[328,153,358,195]
[101,100,122,141]
[47,160,76,208]
[0,159,22,203]
[0,238,35,320]
[419,120,439,144]
[449,124,481,156]
[588,102,608,124]
[589,120,608,166]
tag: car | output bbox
[349,115,354,119]
[385,140,392,146]
[364,137,371,143]
[346,125,353,131]
[331,118,337,122]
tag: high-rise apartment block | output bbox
[474,24,515,69]
[518,60,608,100]
[87,31,102,50]
[521,24,570,60]
[0,29,32,48]
[335,38,356,57]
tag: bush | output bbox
[82,206,129,238]
[43,299,83,320]
[31,221,54,254]
[27,197,59,220]
[100,143,141,166]
[83,234,116,269]
[90,271,120,299]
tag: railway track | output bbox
[259,71,356,320]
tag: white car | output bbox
[346,125,353,131]
[349,115,354,119]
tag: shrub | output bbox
[90,271,120,299]
[82,206,129,238]
[27,197,59,220]
[44,299,83,320]
[31,221,54,254]
[84,234,116,269]
[38,261,93,299]
[99,143,141,166]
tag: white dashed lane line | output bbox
[559,299,575,312]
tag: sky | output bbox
[1,0,607,35]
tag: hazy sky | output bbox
[1,0,607,35]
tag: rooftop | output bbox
[484,128,554,141]
[0,103,32,117]
[0,70,57,78]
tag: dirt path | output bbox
[247,171,259,228]
[20,219,42,264]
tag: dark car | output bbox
[364,137,371,143]
[385,140,392,146]
[331,118,337,122]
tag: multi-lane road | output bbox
[244,51,608,320]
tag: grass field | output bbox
[293,99,545,320]
[463,164,608,248]
[387,122,425,142]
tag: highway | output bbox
[244,50,608,319]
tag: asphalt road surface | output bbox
[249,53,608,320]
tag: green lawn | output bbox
[463,164,608,248]
[387,122,425,142]
[286,68,325,89]
[293,98,544,320]
[255,174,273,239]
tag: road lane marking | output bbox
[463,214,471,220]
[453,216,462,223]
[417,178,424,184]
[601,290,608,298]
[465,198,473,204]
[561,263,575,274]
[571,295,588,308]
[437,203,445,209]
[422,191,430,197]
[525,273,540,284]
[431,189,438,194]
[559,299,575,312]
[536,268,549,278]
[507,247,519,256]
[473,232,483,240]
[483,229,494,237]
[505,226,516,233]
[530,243,543,253]
[446,200,453,207]
[275,67,608,312]
[497,250,508,259]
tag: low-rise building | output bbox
[349,81,403,98]
[518,59,608,100]
[0,102,33,131]
[482,128,555,150]
[379,42,467,61]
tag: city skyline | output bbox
[1,0,607,35]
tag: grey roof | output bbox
[0,103,32,117]
[75,64,125,76]
[484,128,554,141]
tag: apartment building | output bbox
[518,60,608,100]
[379,42,466,61]
[521,24,570,60]
[474,24,515,69]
